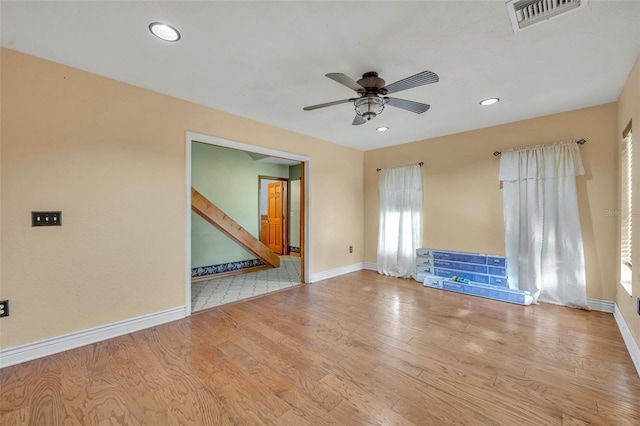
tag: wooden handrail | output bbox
[191,188,280,268]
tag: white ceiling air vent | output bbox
[506,0,588,32]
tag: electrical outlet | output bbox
[0,300,9,318]
[349,246,353,253]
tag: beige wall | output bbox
[617,54,640,347]
[0,49,364,349]
[364,103,618,302]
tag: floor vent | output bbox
[507,0,588,32]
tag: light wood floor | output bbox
[2,270,639,425]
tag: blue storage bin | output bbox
[434,251,487,265]
[442,280,529,305]
[434,268,490,284]
[488,256,506,267]
[488,266,506,277]
[418,249,508,288]
[489,276,507,287]
[416,256,433,266]
[434,260,488,274]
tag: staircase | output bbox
[191,188,280,274]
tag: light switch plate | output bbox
[0,300,9,318]
[32,211,62,226]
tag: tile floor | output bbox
[191,256,302,312]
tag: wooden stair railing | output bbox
[191,188,280,269]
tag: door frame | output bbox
[185,131,311,317]
[258,176,289,255]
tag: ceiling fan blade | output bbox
[383,71,439,95]
[303,98,353,111]
[352,114,366,126]
[386,97,431,114]
[326,73,365,92]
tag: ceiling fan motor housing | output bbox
[357,72,387,94]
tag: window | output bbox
[377,164,423,279]
[621,128,633,295]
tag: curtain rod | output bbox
[493,139,586,157]
[377,162,424,172]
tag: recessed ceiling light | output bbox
[480,98,500,106]
[149,22,181,42]
[376,126,389,132]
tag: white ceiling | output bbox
[2,1,639,151]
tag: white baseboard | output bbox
[310,262,364,283]
[587,298,615,313]
[363,262,377,271]
[0,306,186,369]
[614,303,640,378]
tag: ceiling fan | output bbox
[303,70,439,125]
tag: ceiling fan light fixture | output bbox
[376,126,389,132]
[480,97,500,106]
[355,97,386,120]
[149,22,181,42]
[303,70,438,125]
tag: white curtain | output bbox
[377,164,422,278]
[499,142,588,309]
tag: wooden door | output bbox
[266,181,283,254]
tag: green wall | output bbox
[289,164,301,180]
[288,164,302,248]
[191,142,289,268]
[289,180,301,248]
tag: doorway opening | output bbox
[259,176,288,255]
[185,132,310,316]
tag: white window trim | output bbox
[620,130,633,295]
